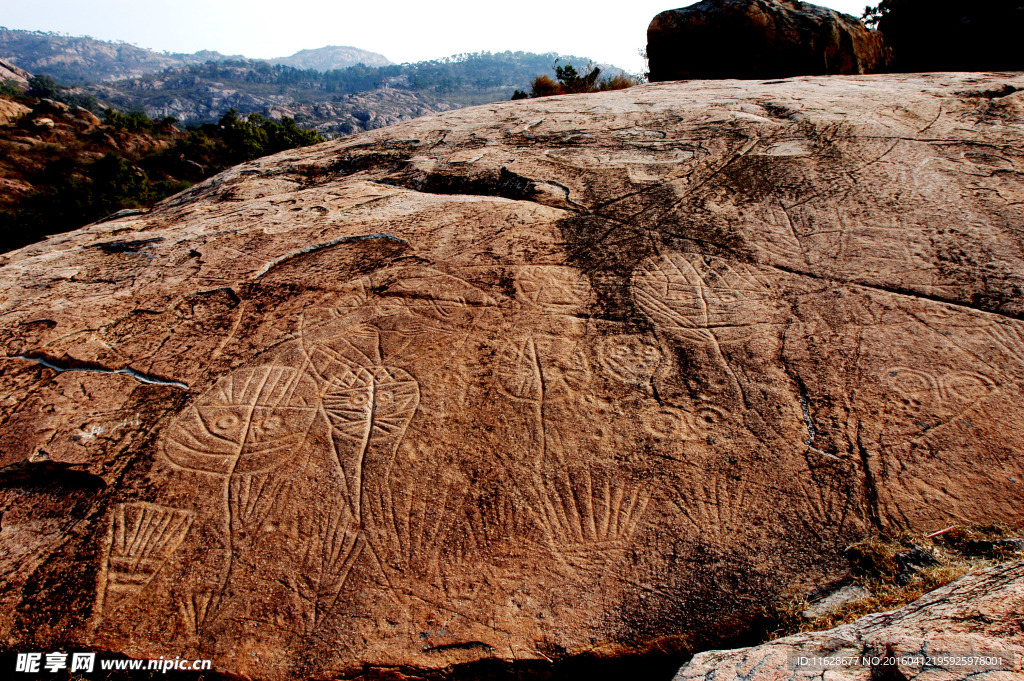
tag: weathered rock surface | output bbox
[0,56,30,86]
[647,0,889,81]
[676,560,1024,680]
[0,97,29,125]
[1,72,1023,679]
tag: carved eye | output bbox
[260,415,282,432]
[612,345,630,359]
[346,392,369,407]
[377,390,394,405]
[215,413,241,431]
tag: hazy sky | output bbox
[3,0,872,74]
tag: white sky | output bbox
[2,0,872,75]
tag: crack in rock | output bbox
[13,354,189,390]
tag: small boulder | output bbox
[37,98,69,113]
[801,584,871,619]
[647,0,890,81]
[894,546,939,585]
[71,106,101,127]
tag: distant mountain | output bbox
[0,28,391,84]
[0,27,243,83]
[268,45,391,71]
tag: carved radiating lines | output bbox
[525,466,651,548]
[296,509,363,632]
[363,472,466,583]
[672,475,765,547]
[633,252,778,344]
[101,503,193,611]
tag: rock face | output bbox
[676,560,1024,680]
[877,0,1024,73]
[0,56,30,86]
[0,97,30,125]
[647,0,889,81]
[1,72,1023,679]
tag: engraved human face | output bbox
[633,253,778,344]
[164,366,317,475]
[321,366,419,439]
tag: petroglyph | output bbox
[513,265,594,313]
[633,252,779,345]
[100,503,193,613]
[597,335,662,384]
[317,363,421,519]
[298,266,498,367]
[494,336,589,403]
[362,470,467,584]
[295,509,363,632]
[883,367,998,410]
[521,465,652,571]
[6,72,1022,681]
[641,405,729,440]
[672,476,767,548]
[164,366,319,476]
[879,366,999,443]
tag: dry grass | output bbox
[759,523,1023,642]
[598,74,641,91]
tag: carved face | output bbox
[164,366,318,475]
[633,253,778,344]
[321,366,420,442]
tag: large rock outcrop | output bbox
[1,72,1023,679]
[647,0,889,81]
[676,560,1024,680]
[0,56,30,87]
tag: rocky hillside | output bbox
[0,29,389,84]
[0,56,29,86]
[86,52,609,131]
[1,29,629,138]
[0,27,241,84]
[0,72,1021,680]
[0,92,323,253]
